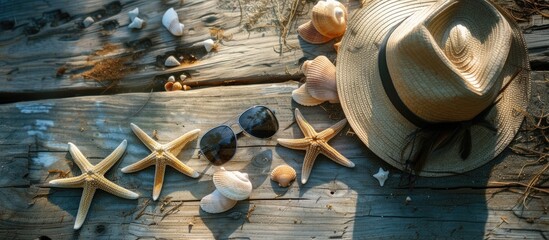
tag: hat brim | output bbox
[336,0,530,176]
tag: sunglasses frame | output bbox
[199,105,279,164]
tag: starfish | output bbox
[122,123,200,201]
[277,108,355,184]
[48,140,139,230]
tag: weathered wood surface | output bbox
[0,81,547,239]
[0,0,548,239]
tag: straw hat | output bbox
[337,0,530,176]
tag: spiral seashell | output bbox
[213,167,253,201]
[128,8,139,21]
[311,0,347,38]
[128,17,144,29]
[297,21,332,44]
[200,189,238,214]
[83,16,94,28]
[162,8,184,36]
[270,165,296,187]
[291,83,324,106]
[305,56,339,103]
[165,56,181,67]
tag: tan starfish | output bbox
[122,123,200,201]
[48,140,139,230]
[277,108,355,184]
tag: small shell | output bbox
[128,8,139,21]
[128,17,144,29]
[200,189,238,214]
[297,21,332,44]
[270,165,296,187]
[165,56,181,67]
[333,41,341,53]
[83,16,94,28]
[305,56,338,103]
[202,39,216,52]
[172,82,183,91]
[311,0,347,38]
[291,83,324,106]
[164,82,174,91]
[180,74,187,81]
[168,75,176,82]
[162,8,184,36]
[182,85,191,91]
[213,168,253,201]
[372,167,389,187]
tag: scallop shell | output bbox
[200,189,238,214]
[162,8,184,36]
[291,83,324,106]
[302,60,312,75]
[83,16,94,28]
[128,17,144,29]
[311,0,347,38]
[172,82,183,91]
[297,21,332,44]
[213,168,253,201]
[270,165,296,187]
[305,56,339,103]
[128,8,139,21]
[165,56,181,67]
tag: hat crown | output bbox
[386,0,512,122]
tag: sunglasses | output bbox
[199,105,279,166]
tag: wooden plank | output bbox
[0,81,547,239]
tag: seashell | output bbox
[305,56,339,103]
[311,0,347,39]
[180,74,187,81]
[83,16,94,28]
[333,41,341,53]
[213,167,253,201]
[165,56,181,67]
[302,60,312,75]
[202,39,216,52]
[270,165,297,187]
[164,81,174,91]
[168,75,176,82]
[372,167,389,187]
[297,20,332,44]
[200,189,238,214]
[172,82,183,91]
[128,8,139,21]
[291,83,324,106]
[162,8,184,36]
[128,17,144,29]
[182,85,191,91]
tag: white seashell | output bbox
[180,74,187,81]
[128,17,144,29]
[128,8,139,21]
[291,83,324,106]
[200,189,238,214]
[305,56,339,103]
[162,8,184,36]
[372,167,389,187]
[168,75,176,82]
[270,165,297,187]
[405,196,412,204]
[213,167,253,201]
[83,16,94,28]
[202,39,216,52]
[165,56,181,67]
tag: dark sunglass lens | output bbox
[199,126,237,166]
[239,106,279,138]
